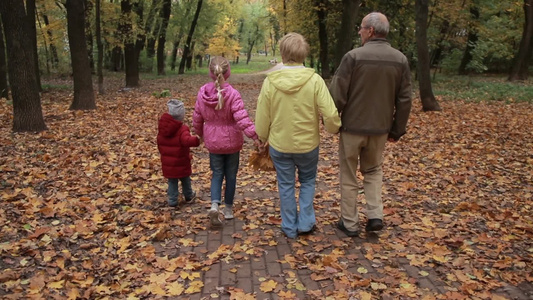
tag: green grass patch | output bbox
[432,75,533,103]
[42,83,72,91]
[145,54,281,78]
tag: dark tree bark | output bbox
[0,0,46,131]
[509,0,533,81]
[170,37,182,71]
[0,17,9,99]
[42,14,59,68]
[66,0,96,110]
[145,0,161,70]
[186,41,195,70]
[415,0,441,111]
[36,12,51,75]
[315,0,331,78]
[26,0,42,91]
[179,0,202,74]
[96,0,104,94]
[157,0,171,75]
[333,0,360,73]
[458,3,479,75]
[84,0,94,73]
[170,2,190,71]
[134,1,145,71]
[111,46,123,71]
[246,24,259,65]
[121,0,140,87]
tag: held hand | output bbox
[253,139,262,150]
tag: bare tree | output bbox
[26,0,42,91]
[179,0,202,74]
[415,0,441,111]
[509,0,533,81]
[333,0,360,73]
[66,0,96,110]
[0,0,46,131]
[96,0,104,94]
[315,0,331,78]
[0,17,9,99]
[157,0,171,75]
[121,0,140,87]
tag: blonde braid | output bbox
[214,64,225,110]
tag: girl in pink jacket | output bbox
[193,56,260,227]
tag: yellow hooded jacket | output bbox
[255,66,341,153]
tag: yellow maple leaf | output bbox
[48,280,65,289]
[185,280,204,294]
[260,280,277,292]
[358,291,372,300]
[167,282,184,296]
[67,288,80,300]
[278,290,297,299]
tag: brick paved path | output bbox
[148,73,532,300]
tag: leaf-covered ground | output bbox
[0,73,532,300]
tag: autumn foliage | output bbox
[0,74,532,299]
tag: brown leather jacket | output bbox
[329,39,412,141]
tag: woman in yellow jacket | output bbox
[255,32,341,239]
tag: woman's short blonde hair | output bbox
[279,32,309,64]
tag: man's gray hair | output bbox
[365,12,389,36]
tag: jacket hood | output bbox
[198,82,229,108]
[159,113,182,137]
[266,67,316,94]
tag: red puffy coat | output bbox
[157,113,200,178]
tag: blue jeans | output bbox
[269,146,318,238]
[209,152,240,206]
[167,177,194,206]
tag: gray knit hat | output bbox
[167,99,185,121]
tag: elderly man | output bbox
[329,12,412,237]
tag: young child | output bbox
[193,56,261,226]
[157,99,201,207]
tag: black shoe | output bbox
[298,225,316,236]
[366,219,383,232]
[336,219,359,237]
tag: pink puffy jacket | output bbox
[193,82,258,154]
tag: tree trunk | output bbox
[134,1,145,71]
[84,0,94,73]
[170,38,181,71]
[66,0,96,110]
[0,17,9,99]
[157,0,171,75]
[315,0,331,78]
[121,0,140,87]
[36,12,51,75]
[96,0,104,94]
[26,0,42,92]
[415,0,441,111]
[111,46,123,71]
[0,0,46,131]
[42,14,59,68]
[333,0,360,73]
[179,0,202,74]
[246,39,255,65]
[458,4,479,75]
[509,0,533,81]
[146,0,161,67]
[186,41,195,70]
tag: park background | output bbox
[0,0,532,299]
